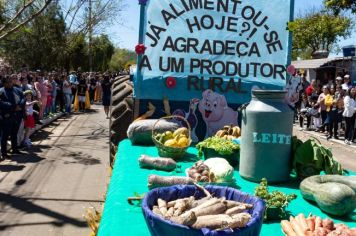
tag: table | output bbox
[98,139,356,236]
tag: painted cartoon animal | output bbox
[172,98,200,142]
[198,90,238,137]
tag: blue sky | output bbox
[103,0,355,56]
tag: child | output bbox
[297,93,311,130]
[23,90,39,147]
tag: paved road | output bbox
[0,105,109,236]
[293,126,356,172]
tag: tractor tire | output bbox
[109,76,134,167]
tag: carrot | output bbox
[315,216,323,228]
[306,216,315,231]
[297,213,309,232]
[322,218,334,231]
[290,216,307,236]
[305,230,313,236]
[313,227,330,236]
[281,220,297,236]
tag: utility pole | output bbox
[88,0,93,72]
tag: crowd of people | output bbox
[295,74,356,144]
[0,70,114,160]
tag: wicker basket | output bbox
[152,116,192,159]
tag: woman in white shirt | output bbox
[343,87,356,144]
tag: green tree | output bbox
[63,33,115,72]
[0,0,53,40]
[325,0,356,14]
[109,48,136,71]
[288,11,352,59]
[66,32,88,71]
[90,34,115,71]
[0,3,66,70]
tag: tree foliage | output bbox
[0,0,53,40]
[325,0,356,14]
[0,3,66,69]
[91,34,115,72]
[289,11,352,59]
[109,48,136,72]
[0,0,122,72]
[0,4,115,72]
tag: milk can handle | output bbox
[238,102,250,112]
[238,103,249,121]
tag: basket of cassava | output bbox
[141,185,265,236]
[152,116,192,159]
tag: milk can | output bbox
[239,90,294,183]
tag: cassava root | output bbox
[151,186,252,230]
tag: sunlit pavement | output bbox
[0,105,109,236]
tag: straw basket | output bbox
[152,116,192,159]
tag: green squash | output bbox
[300,175,356,216]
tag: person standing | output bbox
[342,75,351,91]
[335,76,343,88]
[343,87,356,145]
[34,74,48,120]
[55,74,64,112]
[94,76,102,102]
[69,71,78,104]
[23,90,38,147]
[12,74,26,147]
[63,76,72,113]
[89,77,96,104]
[305,79,317,97]
[325,86,341,140]
[20,77,36,96]
[316,85,328,132]
[50,73,58,113]
[298,93,311,131]
[0,76,25,158]
[301,75,310,93]
[101,75,112,118]
[44,75,53,115]
[76,79,87,112]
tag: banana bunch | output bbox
[215,125,241,140]
[155,127,190,148]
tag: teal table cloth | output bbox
[98,140,356,236]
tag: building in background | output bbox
[292,45,356,85]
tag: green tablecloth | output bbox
[98,139,356,236]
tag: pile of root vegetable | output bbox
[281,213,356,236]
[151,186,253,230]
[187,161,214,182]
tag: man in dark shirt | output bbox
[101,75,113,118]
[55,75,65,112]
[0,76,25,159]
